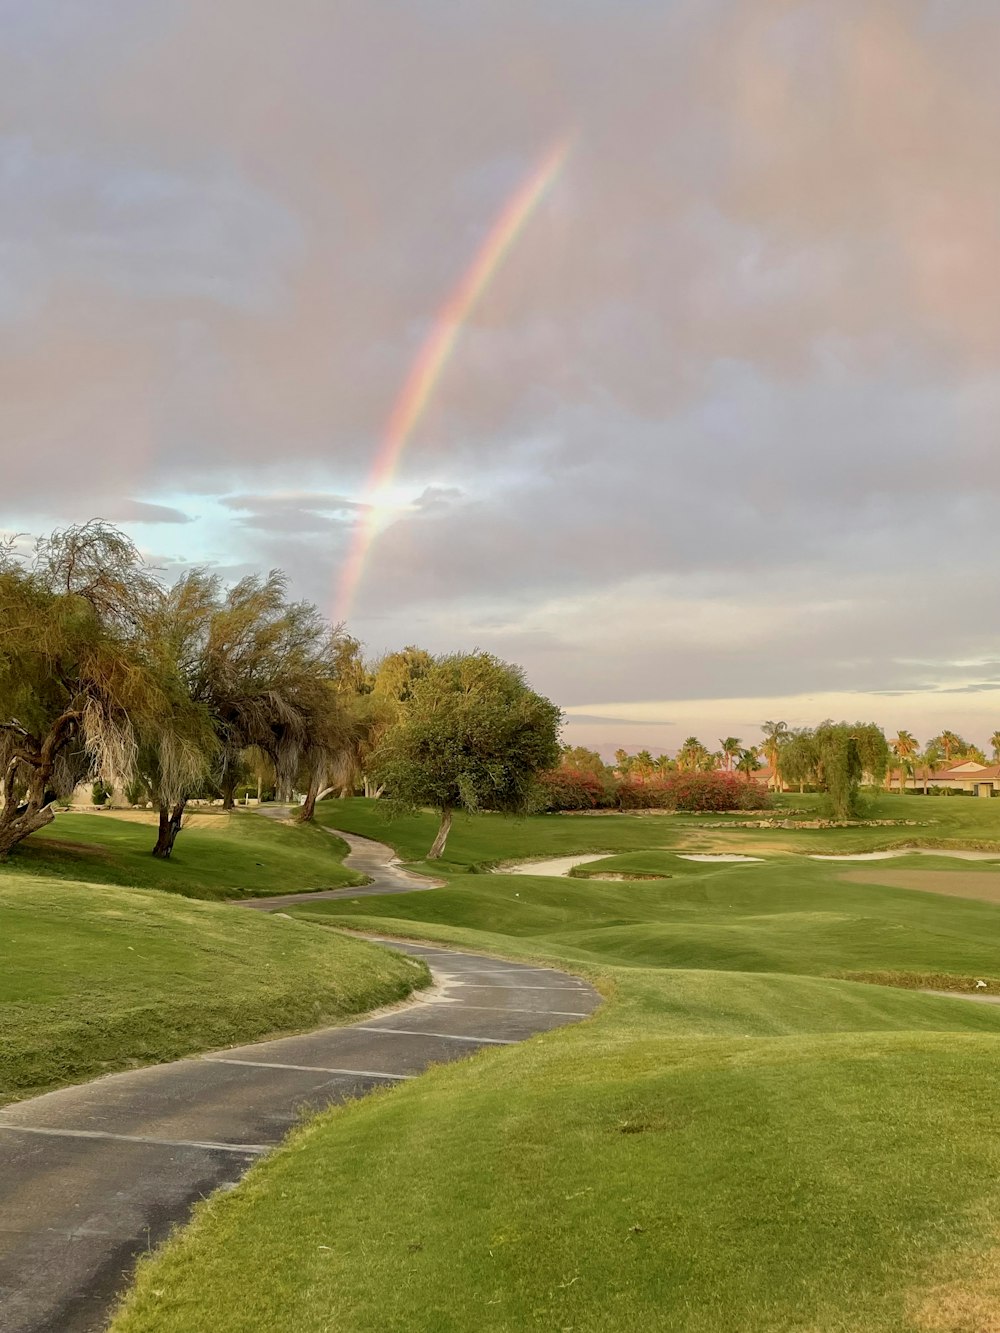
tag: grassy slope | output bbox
[0,808,366,900]
[111,801,1000,1333]
[0,873,428,1104]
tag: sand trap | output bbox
[498,854,611,877]
[811,849,1000,862]
[841,869,1000,904]
[676,854,765,863]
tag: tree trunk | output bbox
[427,806,453,860]
[297,776,320,824]
[152,801,186,859]
[256,775,263,803]
[0,802,55,859]
[0,709,80,858]
[221,772,237,811]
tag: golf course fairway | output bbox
[107,799,1000,1333]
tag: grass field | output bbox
[314,790,1000,867]
[0,872,428,1104]
[110,798,1000,1333]
[0,808,365,900]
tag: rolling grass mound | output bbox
[0,808,366,900]
[0,874,428,1104]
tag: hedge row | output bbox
[537,767,771,813]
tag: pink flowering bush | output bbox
[537,767,610,811]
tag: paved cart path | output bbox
[0,829,599,1333]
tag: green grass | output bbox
[109,800,1000,1333]
[315,791,1000,866]
[0,873,428,1104]
[0,808,366,900]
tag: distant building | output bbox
[892,759,1000,797]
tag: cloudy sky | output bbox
[4,0,1000,754]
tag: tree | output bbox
[719,737,741,772]
[676,737,711,772]
[931,730,966,764]
[917,742,944,795]
[140,568,354,853]
[560,746,608,778]
[991,731,1000,764]
[736,746,760,778]
[760,720,789,789]
[777,729,818,793]
[0,524,166,859]
[891,730,919,792]
[812,721,889,818]
[370,653,561,860]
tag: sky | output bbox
[3,0,1000,756]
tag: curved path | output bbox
[240,815,446,909]
[0,827,598,1333]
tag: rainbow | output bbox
[335,137,572,622]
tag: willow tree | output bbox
[370,652,561,860]
[813,721,889,818]
[134,573,219,857]
[776,729,818,793]
[147,569,355,849]
[0,523,163,858]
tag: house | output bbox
[894,759,1000,797]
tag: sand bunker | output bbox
[812,849,1000,862]
[841,869,1000,905]
[499,853,611,877]
[677,854,764,863]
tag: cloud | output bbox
[5,1,1000,747]
[218,492,368,535]
[99,500,193,524]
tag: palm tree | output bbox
[891,730,919,793]
[719,737,741,772]
[918,743,944,795]
[736,746,760,778]
[760,720,789,790]
[676,736,709,772]
[991,731,1000,764]
[936,730,963,763]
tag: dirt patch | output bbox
[841,869,1000,904]
[910,1244,1000,1331]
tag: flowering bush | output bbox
[539,766,770,813]
[614,778,674,809]
[659,771,770,812]
[537,767,610,811]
